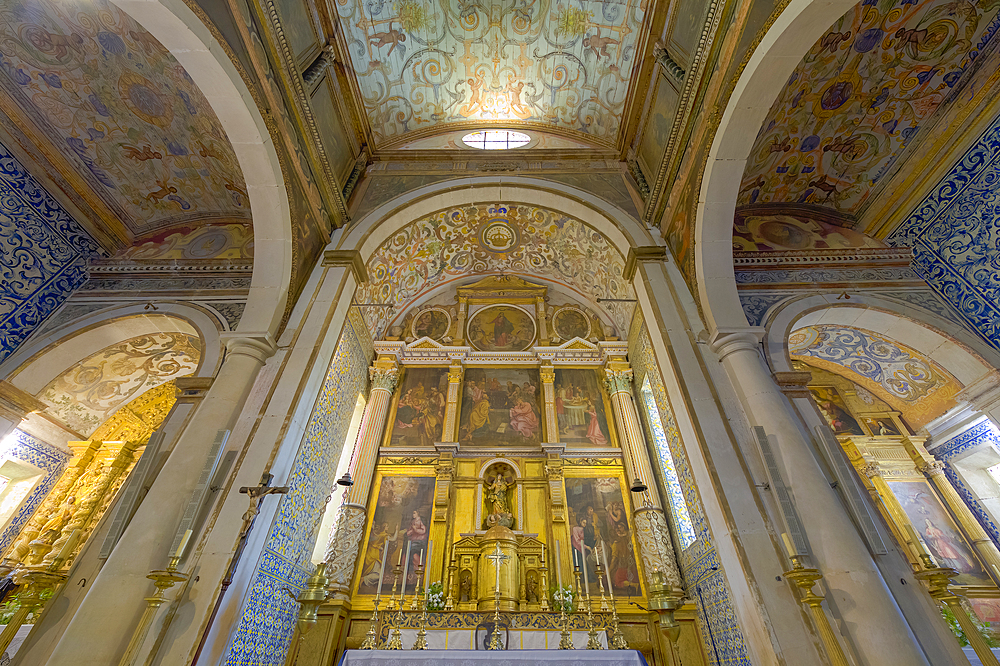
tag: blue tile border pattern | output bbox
[0,140,100,363]
[628,315,751,666]
[225,309,373,665]
[0,430,70,555]
[888,113,1000,351]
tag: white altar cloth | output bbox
[339,649,647,666]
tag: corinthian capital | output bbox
[860,461,882,479]
[603,368,634,395]
[369,357,399,392]
[919,460,947,477]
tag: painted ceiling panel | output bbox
[739,0,1000,217]
[0,0,249,241]
[335,0,646,146]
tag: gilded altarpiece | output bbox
[301,277,702,664]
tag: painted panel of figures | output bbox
[459,368,542,445]
[554,369,612,447]
[467,305,536,352]
[809,385,864,436]
[887,480,990,586]
[358,476,435,597]
[566,477,640,597]
[390,368,447,446]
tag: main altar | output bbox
[287,275,710,666]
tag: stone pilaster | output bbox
[535,297,548,345]
[441,361,464,442]
[540,364,558,444]
[325,355,398,594]
[602,358,682,591]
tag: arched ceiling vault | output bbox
[333,0,651,150]
[0,0,249,251]
[356,202,636,337]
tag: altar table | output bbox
[339,650,647,666]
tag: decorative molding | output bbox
[733,247,913,267]
[624,246,668,281]
[322,250,368,284]
[653,42,686,82]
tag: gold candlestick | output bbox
[488,587,504,650]
[385,605,404,650]
[558,600,574,650]
[360,598,381,650]
[412,593,429,650]
[386,561,402,611]
[608,603,628,649]
[595,561,610,612]
[584,593,603,650]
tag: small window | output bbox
[641,376,696,549]
[462,130,530,150]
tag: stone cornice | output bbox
[322,250,368,284]
[733,247,913,268]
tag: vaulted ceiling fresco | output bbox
[738,0,1000,218]
[789,324,960,428]
[0,0,249,246]
[335,0,647,147]
[356,203,635,336]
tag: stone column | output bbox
[46,332,277,666]
[540,364,558,444]
[711,330,929,666]
[602,357,682,595]
[921,459,1000,576]
[324,355,399,595]
[0,381,46,441]
[441,360,464,443]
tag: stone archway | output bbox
[694,0,858,334]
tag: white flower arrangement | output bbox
[551,584,575,613]
[426,581,445,610]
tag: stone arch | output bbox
[114,0,292,337]
[336,178,655,338]
[0,304,223,390]
[760,294,1000,388]
[337,176,655,260]
[694,0,858,333]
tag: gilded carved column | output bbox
[441,361,464,442]
[602,359,682,593]
[40,440,141,568]
[2,440,101,569]
[324,356,399,594]
[921,459,1000,577]
[540,364,558,444]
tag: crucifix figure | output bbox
[485,542,509,650]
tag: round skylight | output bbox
[462,130,530,150]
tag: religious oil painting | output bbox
[358,475,436,597]
[809,386,864,436]
[554,369,612,447]
[886,480,990,586]
[459,368,542,445]
[411,308,450,341]
[565,477,640,597]
[467,305,536,352]
[552,307,591,341]
[390,368,448,446]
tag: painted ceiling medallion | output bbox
[478,215,520,253]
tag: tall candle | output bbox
[376,540,390,601]
[174,529,192,560]
[425,540,433,596]
[602,542,613,599]
[580,546,590,597]
[401,541,412,599]
[555,540,563,589]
